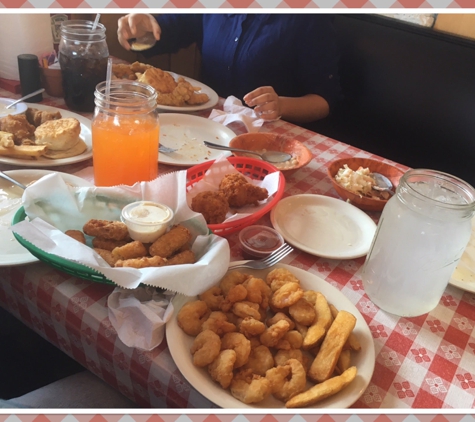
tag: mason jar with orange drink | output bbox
[92,80,159,187]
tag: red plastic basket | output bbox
[186,157,286,237]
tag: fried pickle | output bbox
[149,224,192,258]
[94,248,120,266]
[92,237,130,251]
[115,255,168,268]
[83,219,130,241]
[166,249,196,265]
[65,230,86,244]
[111,240,148,260]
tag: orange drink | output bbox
[92,115,159,186]
[92,80,159,187]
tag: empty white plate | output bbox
[271,194,377,259]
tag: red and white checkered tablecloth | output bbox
[0,89,474,409]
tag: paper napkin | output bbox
[208,96,265,133]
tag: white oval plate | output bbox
[159,113,234,167]
[0,97,27,117]
[0,169,93,266]
[450,216,475,293]
[167,263,375,409]
[156,72,219,113]
[270,194,377,259]
[0,102,92,167]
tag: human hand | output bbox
[243,86,282,121]
[117,14,161,50]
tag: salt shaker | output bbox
[362,169,475,317]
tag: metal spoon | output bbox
[372,172,394,195]
[128,32,157,51]
[5,88,46,110]
[203,141,292,164]
[0,171,27,190]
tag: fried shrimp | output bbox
[266,359,307,402]
[190,329,221,367]
[208,349,236,389]
[219,271,249,296]
[232,301,261,320]
[177,300,211,336]
[259,319,291,348]
[201,311,237,336]
[230,368,272,404]
[239,317,266,338]
[289,298,317,326]
[221,332,251,368]
[270,282,304,309]
[274,348,305,367]
[199,286,224,311]
[244,277,271,309]
[242,345,275,376]
[266,312,295,330]
[266,268,300,291]
[275,330,304,350]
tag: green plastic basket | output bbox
[12,207,116,285]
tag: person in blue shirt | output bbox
[117,14,341,125]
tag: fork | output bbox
[228,243,293,270]
[159,145,178,154]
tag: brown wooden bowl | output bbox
[327,157,406,212]
[229,132,312,171]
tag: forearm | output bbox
[279,94,330,123]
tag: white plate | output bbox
[156,72,219,113]
[159,113,234,167]
[0,97,27,117]
[167,263,375,409]
[0,102,92,167]
[450,216,475,293]
[0,169,93,266]
[270,194,377,260]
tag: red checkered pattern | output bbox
[1,88,475,410]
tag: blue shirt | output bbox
[147,14,341,111]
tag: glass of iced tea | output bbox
[92,80,159,187]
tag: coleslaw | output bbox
[335,164,376,197]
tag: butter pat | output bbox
[121,201,174,243]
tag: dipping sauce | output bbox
[239,225,284,258]
[121,201,174,243]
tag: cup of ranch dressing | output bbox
[121,201,174,243]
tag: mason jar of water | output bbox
[59,20,109,112]
[362,169,475,317]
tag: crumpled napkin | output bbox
[208,96,264,133]
[108,286,175,350]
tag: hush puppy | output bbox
[191,191,229,224]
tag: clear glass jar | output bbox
[362,169,475,317]
[92,80,160,187]
[59,20,109,112]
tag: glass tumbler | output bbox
[59,20,109,112]
[362,169,475,317]
[92,80,160,187]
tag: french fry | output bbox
[308,310,356,383]
[330,304,362,352]
[302,292,333,349]
[0,144,47,158]
[285,366,357,408]
[336,349,351,374]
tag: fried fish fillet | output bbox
[83,219,131,241]
[219,173,269,208]
[137,67,177,94]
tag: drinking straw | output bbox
[85,14,101,54]
[106,57,113,100]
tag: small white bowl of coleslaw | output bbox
[327,157,406,212]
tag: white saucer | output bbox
[270,194,377,259]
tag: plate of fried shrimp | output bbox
[167,264,375,409]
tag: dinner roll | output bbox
[34,118,81,151]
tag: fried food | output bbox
[219,270,249,296]
[219,173,268,208]
[259,319,291,348]
[0,114,35,143]
[266,358,307,402]
[83,219,131,241]
[266,268,300,291]
[244,277,271,309]
[187,91,209,105]
[94,248,120,267]
[137,67,177,94]
[330,304,361,352]
[199,286,224,311]
[285,366,357,408]
[191,191,229,224]
[166,249,196,266]
[0,131,14,148]
[25,107,62,127]
[177,300,211,336]
[92,237,130,251]
[307,310,357,383]
[201,311,237,336]
[65,230,86,244]
[275,330,303,350]
[208,349,236,389]
[289,298,317,326]
[111,240,148,260]
[149,224,191,258]
[302,292,333,350]
[221,332,251,368]
[0,144,47,158]
[242,344,274,376]
[270,282,304,309]
[232,301,261,320]
[114,255,168,268]
[230,369,271,404]
[190,329,221,367]
[239,317,266,338]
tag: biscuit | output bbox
[34,118,81,151]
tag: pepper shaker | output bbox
[17,54,43,102]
